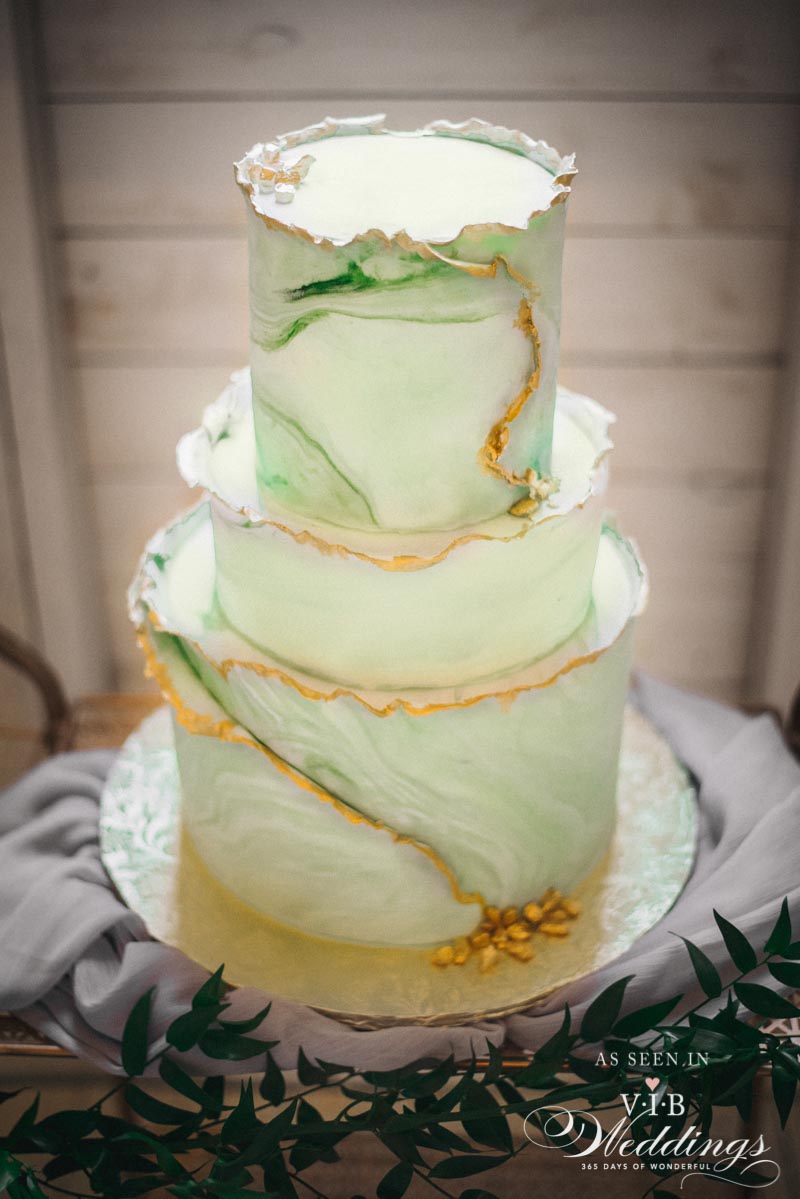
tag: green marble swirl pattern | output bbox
[246,201,567,532]
[130,505,644,944]
[178,379,612,690]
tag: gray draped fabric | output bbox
[1,674,798,1075]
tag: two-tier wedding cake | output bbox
[129,116,646,970]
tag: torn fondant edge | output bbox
[234,114,577,253]
[177,372,615,572]
[129,510,648,720]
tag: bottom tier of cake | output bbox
[130,503,646,950]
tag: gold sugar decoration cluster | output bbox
[432,888,580,973]
[246,145,315,205]
[508,470,558,518]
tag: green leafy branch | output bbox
[1,899,798,1199]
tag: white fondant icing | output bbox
[242,127,561,244]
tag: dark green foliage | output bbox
[714,909,757,973]
[1,899,797,1199]
[259,1050,286,1105]
[218,1002,272,1034]
[166,1002,230,1052]
[121,987,155,1077]
[376,1161,413,1198]
[765,898,792,955]
[733,982,799,1018]
[768,960,800,988]
[612,994,683,1038]
[158,1057,223,1113]
[580,975,634,1041]
[673,936,722,998]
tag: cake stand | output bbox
[99,705,697,1029]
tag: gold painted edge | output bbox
[178,379,614,575]
[130,510,647,720]
[99,706,696,1029]
[137,623,484,912]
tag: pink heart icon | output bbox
[645,1077,660,1092]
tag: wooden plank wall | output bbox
[38,0,800,701]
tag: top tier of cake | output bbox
[236,116,576,534]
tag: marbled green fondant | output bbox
[248,213,554,532]
[165,643,479,947]
[244,128,570,533]
[131,505,645,932]
[178,378,612,689]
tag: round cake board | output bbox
[99,706,697,1029]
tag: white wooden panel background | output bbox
[36,0,800,702]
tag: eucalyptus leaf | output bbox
[565,1053,610,1083]
[198,1029,273,1061]
[261,1164,297,1199]
[680,1026,738,1056]
[120,983,154,1079]
[511,1057,560,1089]
[377,1128,425,1166]
[734,1077,754,1123]
[733,982,800,1018]
[419,1124,473,1154]
[460,1080,513,1153]
[159,1056,221,1112]
[713,910,758,974]
[401,1054,455,1098]
[712,1058,763,1105]
[430,1154,509,1179]
[296,1046,327,1086]
[494,1078,523,1105]
[765,898,792,955]
[210,1188,265,1199]
[542,1079,621,1105]
[218,1002,272,1034]
[222,1080,257,1143]
[482,1043,504,1086]
[166,1001,229,1052]
[41,1153,80,1182]
[674,936,722,998]
[260,1049,286,1105]
[613,994,683,1038]
[0,1155,22,1190]
[460,1191,500,1199]
[425,1064,474,1113]
[580,976,635,1041]
[10,1175,45,1199]
[768,960,800,988]
[117,1175,166,1197]
[771,1058,797,1129]
[9,1095,39,1137]
[777,1048,800,1082]
[192,964,227,1008]
[289,1140,339,1171]
[363,1059,427,1090]
[314,1058,353,1077]
[534,1002,571,1064]
[33,1109,96,1141]
[376,1160,413,1198]
[202,1073,225,1111]
[124,1083,197,1127]
[229,1103,297,1169]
